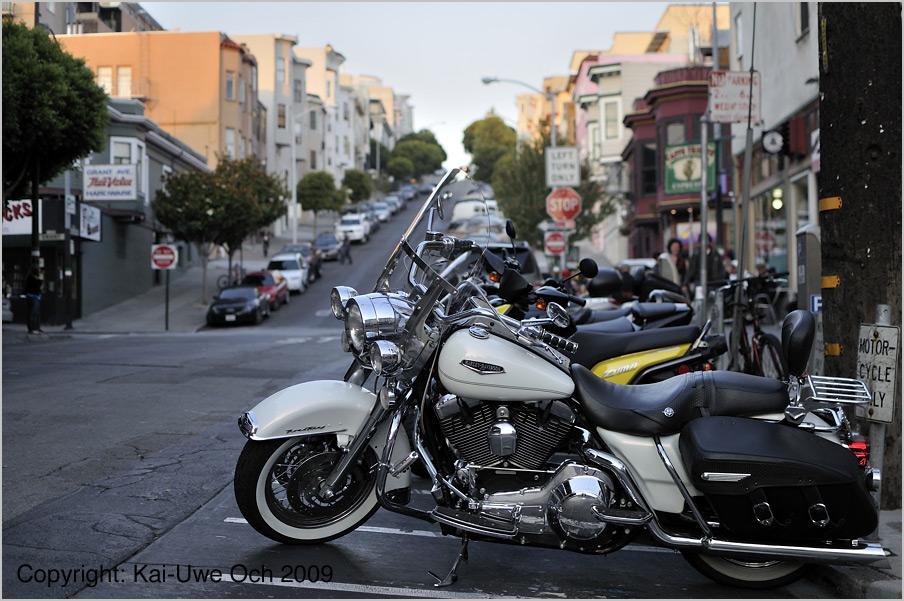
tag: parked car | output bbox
[266,253,309,294]
[241,271,289,310]
[371,201,392,222]
[419,183,434,195]
[2,294,12,323]
[356,201,381,231]
[278,242,323,281]
[384,194,403,214]
[399,184,417,201]
[206,285,270,326]
[313,232,341,261]
[336,213,370,243]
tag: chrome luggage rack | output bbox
[806,374,872,405]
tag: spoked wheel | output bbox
[755,332,789,380]
[681,551,811,589]
[234,436,379,544]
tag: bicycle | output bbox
[718,273,790,380]
[217,264,247,290]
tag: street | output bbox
[0,205,868,599]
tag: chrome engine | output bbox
[433,395,636,551]
[434,395,575,471]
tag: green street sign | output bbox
[664,142,716,195]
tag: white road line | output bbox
[223,517,675,553]
[215,574,499,598]
[225,517,441,538]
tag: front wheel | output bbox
[681,551,811,589]
[234,436,379,544]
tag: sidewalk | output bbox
[3,231,302,339]
[2,231,901,598]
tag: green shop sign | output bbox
[664,143,716,195]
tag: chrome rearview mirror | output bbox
[546,302,570,329]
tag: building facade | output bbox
[232,34,311,237]
[2,99,210,323]
[58,30,263,170]
[728,2,820,287]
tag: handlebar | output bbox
[522,326,578,355]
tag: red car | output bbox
[241,271,289,310]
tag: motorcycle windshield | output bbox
[373,168,491,300]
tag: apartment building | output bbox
[232,34,311,236]
[569,3,729,265]
[2,1,164,34]
[58,30,263,170]
[294,45,346,184]
[728,2,820,286]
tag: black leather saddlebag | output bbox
[680,416,877,540]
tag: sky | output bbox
[145,2,678,169]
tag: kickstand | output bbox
[427,533,469,587]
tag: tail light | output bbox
[849,434,871,468]
[678,364,690,375]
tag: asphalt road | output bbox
[1,189,842,599]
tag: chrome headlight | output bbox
[331,286,359,319]
[346,302,366,351]
[369,340,401,375]
[343,292,414,353]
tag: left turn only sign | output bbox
[151,244,178,270]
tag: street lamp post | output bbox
[289,103,299,244]
[482,76,564,147]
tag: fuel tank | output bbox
[437,329,575,401]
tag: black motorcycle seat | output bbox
[632,302,684,321]
[568,324,701,367]
[572,364,789,436]
[572,305,632,325]
[575,316,636,333]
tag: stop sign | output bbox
[546,187,582,221]
[545,232,566,255]
[151,244,178,270]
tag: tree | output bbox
[154,156,287,302]
[2,19,108,256]
[391,139,446,177]
[298,170,344,236]
[491,129,616,252]
[386,157,414,181]
[818,3,901,509]
[463,113,516,183]
[342,169,372,203]
[368,139,389,171]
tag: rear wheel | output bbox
[682,551,811,589]
[755,332,788,380]
[234,436,379,544]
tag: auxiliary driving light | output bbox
[370,340,401,375]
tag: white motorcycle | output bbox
[233,169,885,589]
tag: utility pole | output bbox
[817,3,901,509]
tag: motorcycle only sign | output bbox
[855,324,899,423]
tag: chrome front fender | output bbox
[238,379,411,490]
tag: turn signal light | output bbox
[536,299,547,311]
[489,271,501,283]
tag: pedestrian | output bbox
[339,233,353,264]
[262,231,270,258]
[25,265,43,334]
[666,238,689,284]
[682,233,726,296]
